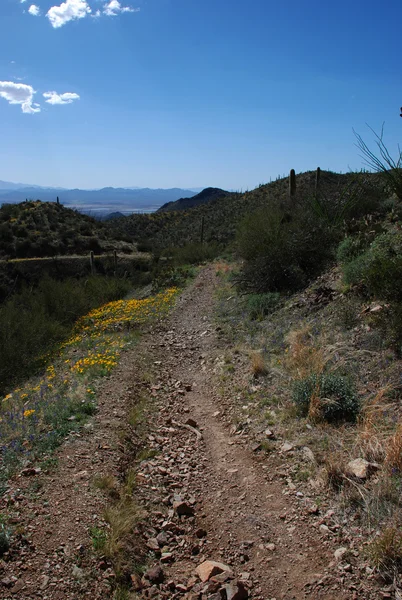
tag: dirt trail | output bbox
[1,266,367,599]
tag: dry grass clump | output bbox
[369,525,402,579]
[324,453,347,491]
[284,326,328,380]
[356,387,391,463]
[385,424,402,475]
[250,351,268,377]
[103,497,141,560]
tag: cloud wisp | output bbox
[43,91,80,105]
[0,81,40,114]
[28,5,41,16]
[103,1,139,16]
[46,0,91,28]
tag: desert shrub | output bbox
[245,292,281,320]
[167,242,220,265]
[293,373,359,423]
[152,265,194,291]
[236,204,335,293]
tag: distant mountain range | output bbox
[0,181,199,214]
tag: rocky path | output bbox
[0,266,373,599]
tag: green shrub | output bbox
[293,373,359,423]
[166,242,220,266]
[343,228,402,302]
[245,293,281,320]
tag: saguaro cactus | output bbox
[90,251,95,275]
[315,167,321,194]
[289,169,296,198]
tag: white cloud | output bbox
[28,4,40,16]
[47,0,91,28]
[43,91,80,105]
[103,1,138,16]
[0,81,40,114]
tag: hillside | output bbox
[108,170,383,250]
[0,200,134,259]
[157,186,233,212]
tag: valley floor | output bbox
[0,266,386,599]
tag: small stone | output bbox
[173,501,195,517]
[266,543,276,551]
[319,525,330,535]
[72,565,84,579]
[145,565,164,584]
[281,442,293,453]
[156,531,168,546]
[147,538,160,552]
[195,528,207,538]
[195,560,232,582]
[11,580,25,594]
[20,467,40,477]
[302,446,315,463]
[334,547,349,561]
[251,442,262,452]
[185,418,198,428]
[161,552,174,563]
[346,458,380,480]
[223,580,249,600]
[307,503,319,515]
[265,429,275,439]
[40,575,49,590]
[73,470,89,480]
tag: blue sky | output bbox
[0,0,400,190]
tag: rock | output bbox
[173,500,195,517]
[265,429,275,439]
[223,580,249,600]
[147,538,160,552]
[20,467,40,477]
[346,458,380,480]
[307,503,319,515]
[195,528,207,538]
[185,418,198,428]
[251,442,262,452]
[334,547,349,561]
[302,446,315,463]
[156,531,168,546]
[145,565,164,584]
[73,470,89,480]
[161,552,174,563]
[281,442,293,453]
[266,543,276,551]
[319,524,330,535]
[72,565,84,579]
[40,575,49,590]
[195,560,232,583]
[11,579,25,594]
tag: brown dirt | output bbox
[0,266,383,599]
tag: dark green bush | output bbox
[245,292,281,320]
[293,373,359,423]
[236,205,335,293]
[166,242,220,266]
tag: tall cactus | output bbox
[315,167,321,195]
[289,169,296,198]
